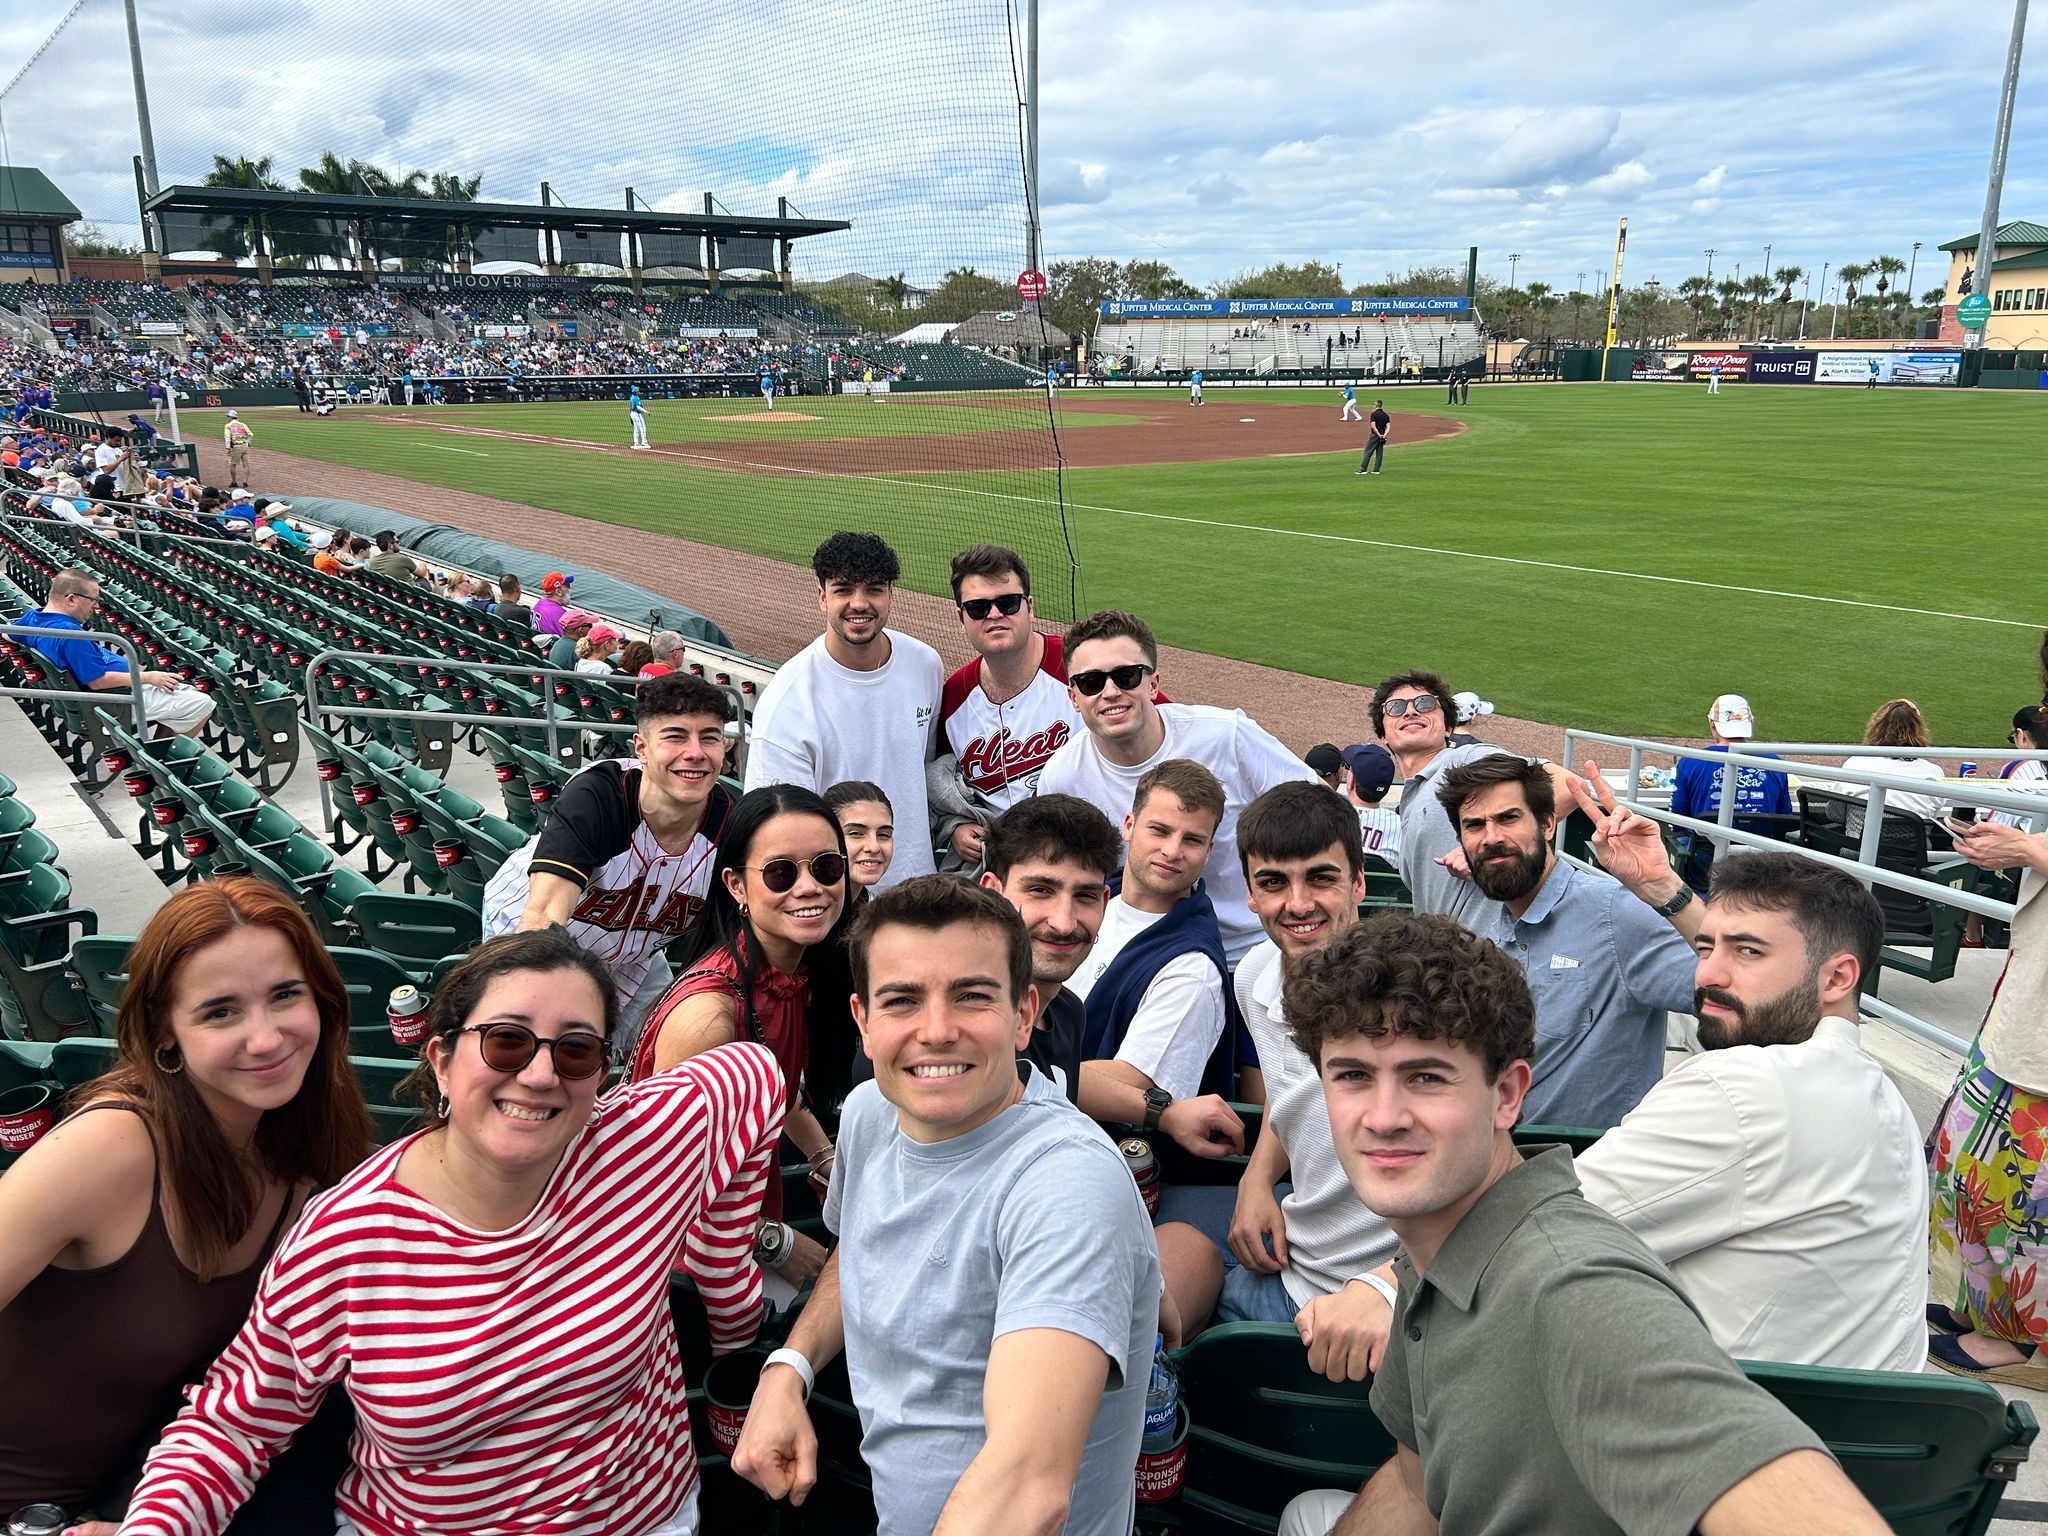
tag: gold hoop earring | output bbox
[153,1042,184,1075]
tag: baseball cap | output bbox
[1341,743,1396,799]
[1305,743,1344,778]
[586,624,622,647]
[226,409,237,418]
[252,524,277,542]
[229,486,253,500]
[1452,691,1495,726]
[540,571,570,591]
[559,608,596,630]
[309,530,332,549]
[1709,694,1755,739]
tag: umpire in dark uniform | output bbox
[1357,400,1392,476]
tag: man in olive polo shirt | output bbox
[1274,913,1888,1536]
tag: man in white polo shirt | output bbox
[1037,609,1314,968]
[745,532,943,884]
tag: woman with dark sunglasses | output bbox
[634,785,856,1283]
[120,929,786,1536]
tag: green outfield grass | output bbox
[196,384,2047,743]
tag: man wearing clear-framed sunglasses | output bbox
[1039,609,1315,970]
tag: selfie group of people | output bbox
[3,529,2041,1536]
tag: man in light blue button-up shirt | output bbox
[1437,753,1696,1128]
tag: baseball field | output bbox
[195,382,2045,743]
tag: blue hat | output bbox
[1340,743,1395,800]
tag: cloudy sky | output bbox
[1,0,2040,297]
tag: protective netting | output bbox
[0,0,1081,641]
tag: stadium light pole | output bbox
[1704,248,1715,283]
[1508,252,1520,290]
[1799,272,1811,339]
[123,0,161,197]
[1964,0,2029,352]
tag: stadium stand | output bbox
[1093,311,1487,376]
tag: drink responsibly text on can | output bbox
[388,985,429,1047]
[1120,1136,1160,1217]
[1959,762,1980,778]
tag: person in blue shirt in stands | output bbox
[1669,693,1794,889]
[20,567,216,738]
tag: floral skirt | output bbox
[1930,1024,2048,1344]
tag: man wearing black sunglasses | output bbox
[937,546,1088,867]
[745,532,944,884]
[1040,610,1315,968]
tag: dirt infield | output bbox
[670,394,1464,474]
[210,432,1568,764]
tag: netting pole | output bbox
[1964,0,2028,352]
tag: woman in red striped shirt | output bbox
[120,928,786,1536]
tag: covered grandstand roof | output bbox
[1938,220,2048,252]
[142,185,847,241]
[0,165,81,221]
[891,322,956,344]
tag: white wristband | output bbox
[1355,1271,1399,1311]
[763,1346,815,1403]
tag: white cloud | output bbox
[1584,160,1656,197]
[1042,161,1112,206]
[1693,164,1727,195]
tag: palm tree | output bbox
[1741,273,1773,341]
[1677,275,1711,338]
[1770,265,1803,337]
[1565,289,1591,343]
[203,153,281,191]
[879,273,910,314]
[1871,255,1907,330]
[426,171,483,203]
[1838,262,1870,313]
[1714,278,1743,339]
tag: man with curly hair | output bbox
[1273,913,1888,1536]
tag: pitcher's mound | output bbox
[702,412,822,422]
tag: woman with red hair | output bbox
[0,877,368,1527]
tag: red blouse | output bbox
[635,940,805,1219]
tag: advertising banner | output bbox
[136,321,184,336]
[1815,352,1888,384]
[1748,350,1818,384]
[282,322,391,338]
[1888,351,1961,385]
[679,325,759,338]
[1630,350,1691,381]
[377,272,577,291]
[478,324,531,338]
[1687,350,1750,380]
[1099,296,1469,318]
[0,252,53,268]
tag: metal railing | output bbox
[300,646,750,832]
[0,622,152,736]
[1560,730,2048,1055]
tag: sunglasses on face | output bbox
[457,1022,607,1080]
[1382,695,1443,718]
[959,592,1027,622]
[1070,663,1154,697]
[750,852,846,893]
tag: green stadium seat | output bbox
[1169,1322,1391,1532]
[50,1035,118,1090]
[1745,1361,2036,1535]
[66,935,135,1036]
[349,892,481,978]
[0,863,99,1041]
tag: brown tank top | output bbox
[0,1102,295,1514]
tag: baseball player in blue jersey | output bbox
[1189,367,1204,406]
[760,369,775,411]
[1341,383,1362,421]
[628,386,648,448]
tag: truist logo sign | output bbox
[960,721,1071,791]
[1750,351,1816,381]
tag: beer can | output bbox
[9,1505,70,1536]
[1119,1136,1160,1216]
[1959,762,1979,778]
[388,985,429,1047]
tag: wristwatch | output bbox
[1652,884,1697,917]
[1142,1086,1173,1130]
[753,1219,790,1265]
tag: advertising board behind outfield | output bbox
[1688,351,1750,380]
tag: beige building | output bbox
[1937,220,2048,348]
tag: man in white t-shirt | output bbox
[935,544,1085,865]
[1067,759,1243,1159]
[744,532,943,884]
[1037,609,1315,967]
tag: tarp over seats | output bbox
[282,497,735,650]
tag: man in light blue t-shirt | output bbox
[732,877,1159,1536]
